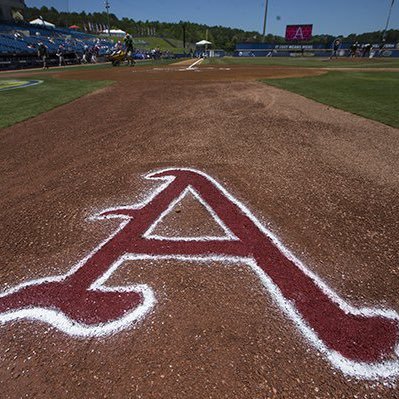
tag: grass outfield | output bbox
[0,78,112,129]
[262,71,399,128]
[205,57,399,68]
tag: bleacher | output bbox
[0,21,114,69]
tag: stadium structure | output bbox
[0,0,25,22]
[0,0,117,69]
[0,0,398,70]
[234,42,399,58]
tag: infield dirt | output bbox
[1,63,398,398]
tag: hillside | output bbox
[132,37,193,53]
[106,36,192,53]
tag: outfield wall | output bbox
[235,42,399,58]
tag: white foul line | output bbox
[186,58,204,70]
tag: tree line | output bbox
[24,6,399,51]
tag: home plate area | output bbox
[149,66,231,73]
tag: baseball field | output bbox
[0,57,398,398]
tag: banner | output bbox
[285,25,313,41]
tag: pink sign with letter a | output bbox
[285,24,313,41]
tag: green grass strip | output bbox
[0,77,112,129]
[262,71,399,128]
[0,58,180,75]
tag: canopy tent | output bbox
[101,29,126,36]
[196,40,212,46]
[30,18,55,28]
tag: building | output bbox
[0,0,26,22]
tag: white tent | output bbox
[196,40,212,46]
[101,29,126,36]
[30,18,55,28]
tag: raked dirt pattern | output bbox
[0,63,398,398]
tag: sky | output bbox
[25,0,399,36]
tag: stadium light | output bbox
[262,0,269,42]
[383,0,395,40]
[105,0,111,36]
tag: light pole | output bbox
[105,0,111,36]
[182,23,186,50]
[262,0,269,42]
[382,0,395,41]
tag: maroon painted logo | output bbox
[0,168,398,379]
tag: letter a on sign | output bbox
[293,27,304,40]
[0,168,398,380]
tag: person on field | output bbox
[56,45,65,66]
[378,39,386,56]
[330,38,341,59]
[349,42,359,57]
[115,40,123,52]
[82,45,90,63]
[91,42,100,64]
[37,42,49,69]
[362,43,372,58]
[123,33,135,66]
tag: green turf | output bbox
[0,77,112,129]
[132,58,183,66]
[0,58,180,75]
[106,36,189,53]
[132,37,186,53]
[205,57,399,69]
[262,71,399,128]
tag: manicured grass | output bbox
[107,36,191,53]
[135,58,183,66]
[205,57,399,69]
[0,62,113,75]
[262,71,399,128]
[0,77,112,129]
[133,37,186,53]
[0,58,180,76]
